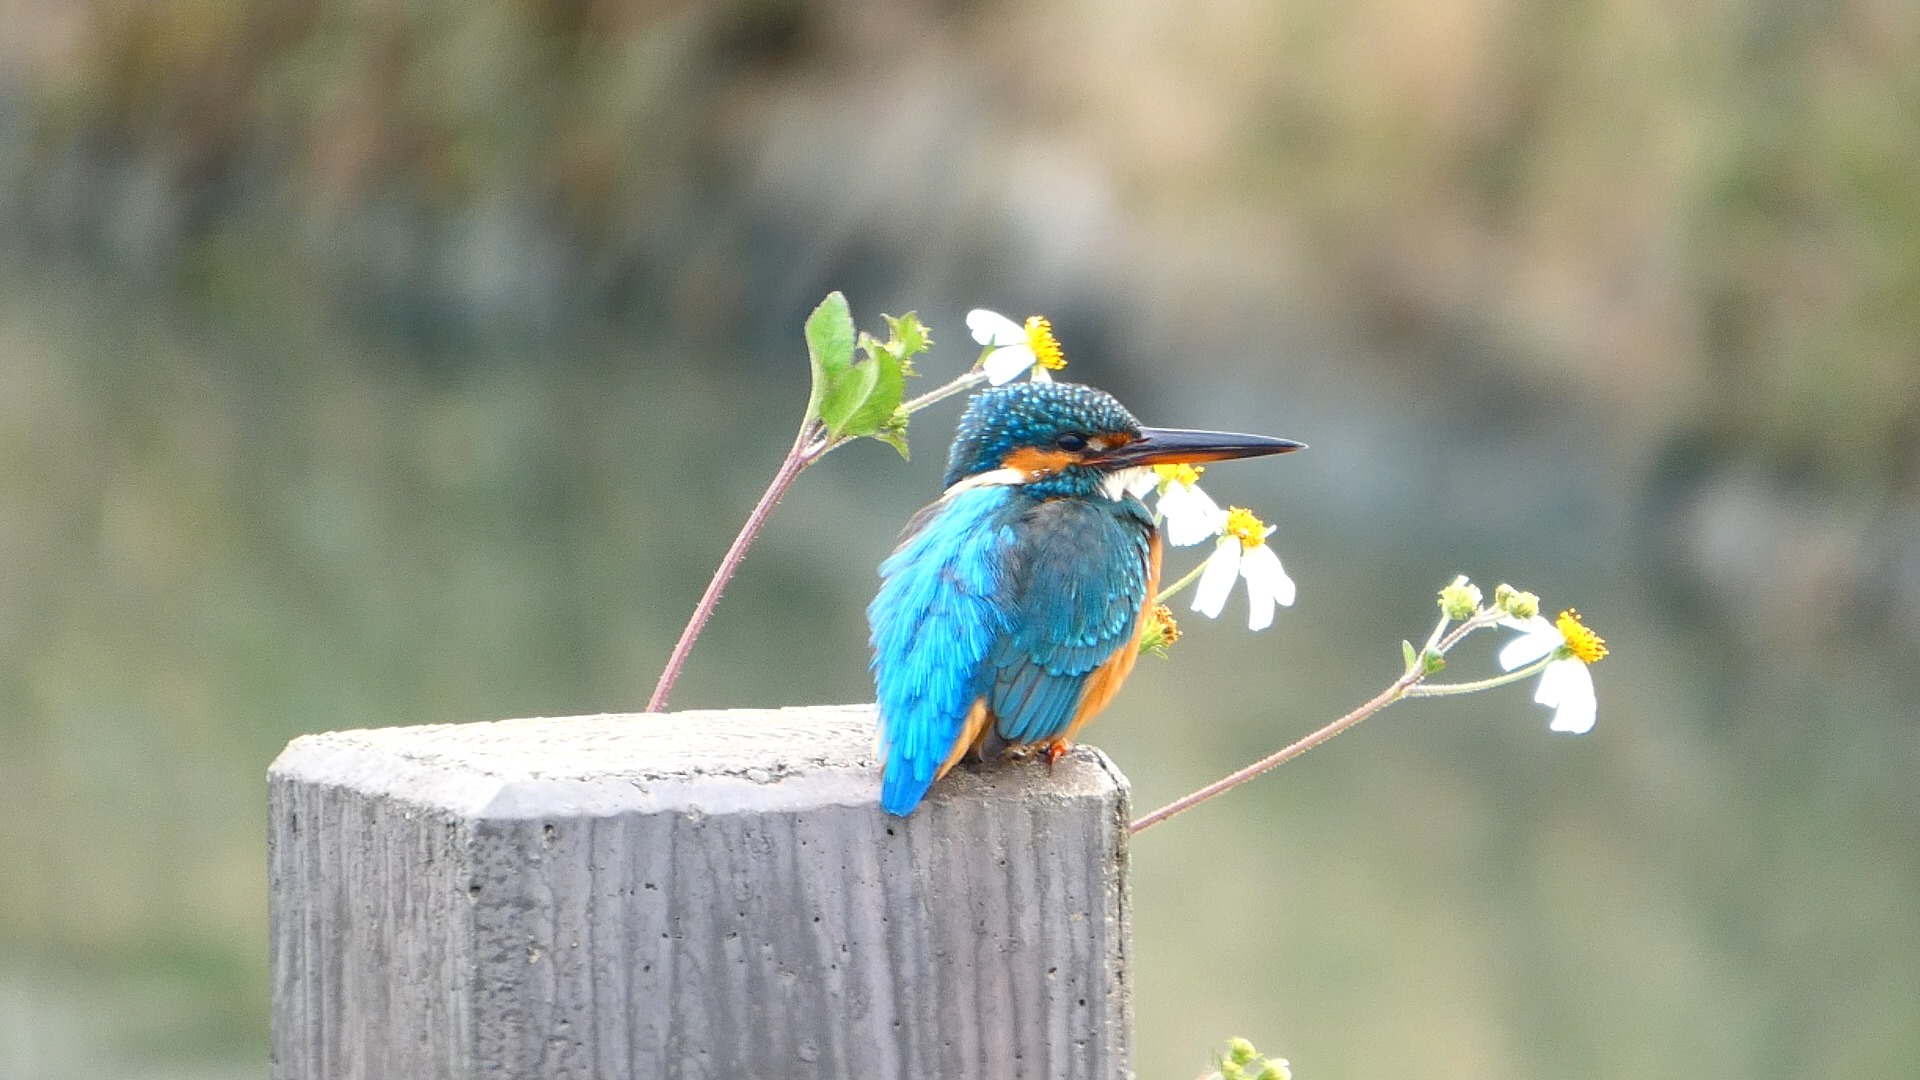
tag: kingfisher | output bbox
[868,380,1303,815]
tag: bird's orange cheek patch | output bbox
[1002,446,1077,477]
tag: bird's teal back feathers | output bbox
[869,481,1153,815]
[987,496,1152,746]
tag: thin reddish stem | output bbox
[645,432,816,712]
[1130,676,1415,833]
[642,368,984,714]
[1127,608,1505,833]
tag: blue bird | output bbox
[868,381,1304,815]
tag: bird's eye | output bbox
[1055,433,1088,452]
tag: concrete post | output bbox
[268,705,1133,1079]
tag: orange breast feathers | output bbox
[1054,530,1163,749]
[936,698,995,782]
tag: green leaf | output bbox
[838,333,906,437]
[817,355,880,435]
[868,404,910,458]
[803,292,856,425]
[882,311,932,372]
[1401,639,1418,672]
[1421,649,1447,675]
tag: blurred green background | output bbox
[3,1,1918,1077]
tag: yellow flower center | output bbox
[1555,609,1608,664]
[1023,315,1068,370]
[1153,462,1204,488]
[1223,506,1271,549]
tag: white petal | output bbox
[1237,546,1292,631]
[1498,617,1563,670]
[966,309,1028,347]
[1125,469,1159,499]
[1532,657,1574,707]
[1534,660,1596,733]
[1243,543,1296,608]
[982,345,1037,385]
[1029,365,1053,383]
[1242,574,1276,631]
[1190,539,1241,619]
[1160,483,1226,547]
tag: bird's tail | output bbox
[879,757,935,817]
[878,698,992,816]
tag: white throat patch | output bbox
[943,465,1151,502]
[941,468,1026,499]
[1101,466,1152,502]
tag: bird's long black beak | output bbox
[1091,426,1306,467]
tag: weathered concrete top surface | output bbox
[270,704,1125,820]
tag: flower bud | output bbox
[1227,1038,1260,1066]
[1437,575,1482,620]
[1496,583,1539,621]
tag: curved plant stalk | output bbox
[644,354,987,712]
[1130,605,1558,832]
[645,424,819,712]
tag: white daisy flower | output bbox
[1125,463,1227,547]
[1497,609,1608,734]
[1191,506,1296,631]
[966,308,1068,384]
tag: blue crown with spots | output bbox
[942,382,1144,488]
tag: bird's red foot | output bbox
[1045,742,1071,772]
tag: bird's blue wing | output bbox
[868,486,1021,815]
[989,499,1153,747]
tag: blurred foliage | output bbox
[5,0,1918,486]
[2,2,1919,1079]
[9,0,1920,649]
